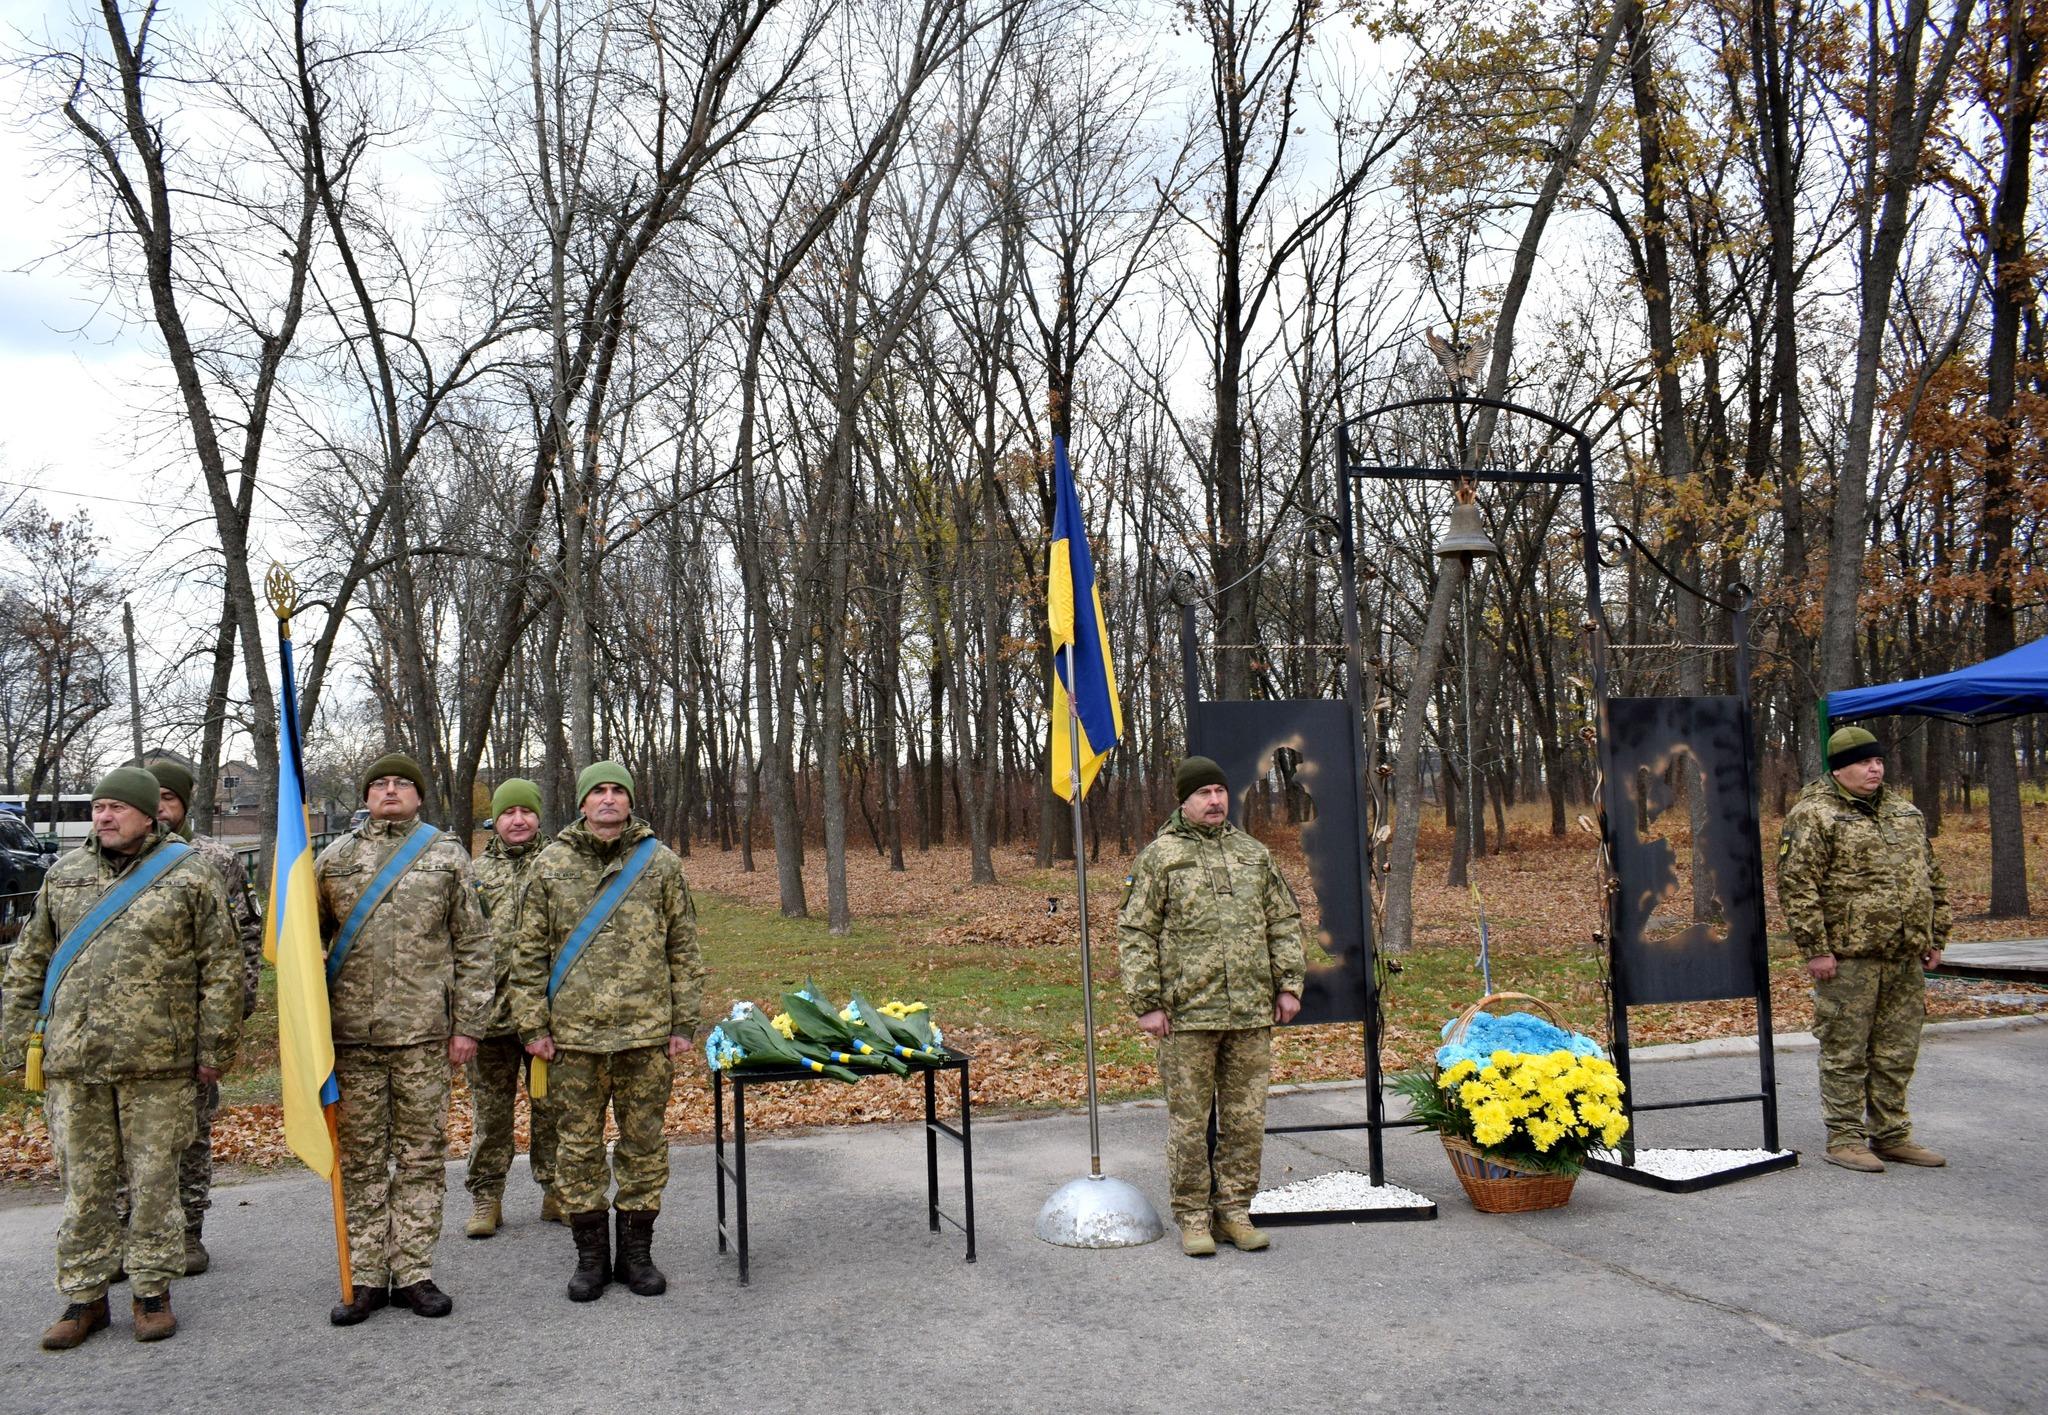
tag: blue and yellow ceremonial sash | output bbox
[325,825,441,986]
[25,840,192,1091]
[530,835,660,1100]
[547,836,660,1002]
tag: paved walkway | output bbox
[0,1022,2042,1414]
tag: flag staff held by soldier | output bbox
[2,767,243,1349]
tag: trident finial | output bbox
[265,564,298,622]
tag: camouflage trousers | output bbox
[1157,1027,1272,1225]
[551,1046,674,1214]
[112,1079,216,1234]
[179,1078,220,1230]
[1812,954,1926,1149]
[336,1042,451,1288]
[47,1077,195,1300]
[464,1035,556,1200]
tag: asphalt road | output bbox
[0,1021,2042,1414]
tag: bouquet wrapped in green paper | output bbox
[843,992,944,1063]
[778,980,911,1075]
[704,1001,860,1082]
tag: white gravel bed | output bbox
[1251,1171,1435,1214]
[1594,1146,1793,1181]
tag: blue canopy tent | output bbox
[1826,634,2048,726]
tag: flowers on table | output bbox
[781,980,911,1075]
[843,993,944,1064]
[704,1001,860,1082]
[872,997,944,1057]
[705,985,950,1079]
[1393,1009,1629,1177]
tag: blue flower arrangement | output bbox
[1434,1010,1606,1073]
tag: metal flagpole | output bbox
[1065,643,1103,1176]
[1034,644,1163,1246]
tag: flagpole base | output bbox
[1034,1174,1166,1248]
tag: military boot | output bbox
[182,1223,210,1276]
[131,1293,176,1342]
[1178,1219,1217,1258]
[1824,1145,1886,1173]
[1872,1140,1947,1167]
[465,1196,502,1239]
[1214,1215,1271,1252]
[328,1284,389,1327]
[393,1279,453,1318]
[614,1209,667,1296]
[540,1190,566,1224]
[567,1210,611,1302]
[40,1297,110,1351]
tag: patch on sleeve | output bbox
[1778,819,1802,861]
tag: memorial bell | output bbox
[1435,482,1498,562]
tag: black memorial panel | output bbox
[1189,699,1369,1025]
[1605,695,1765,1005]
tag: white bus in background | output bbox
[0,794,96,850]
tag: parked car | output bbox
[0,810,54,972]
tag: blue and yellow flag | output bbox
[265,626,338,1177]
[1048,436,1124,801]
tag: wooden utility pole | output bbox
[123,601,144,763]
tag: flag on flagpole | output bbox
[1048,435,1124,801]
[266,623,339,1177]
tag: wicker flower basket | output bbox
[1440,1135,1577,1213]
[1436,991,1580,1214]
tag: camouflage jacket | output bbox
[315,816,494,1046]
[1,825,242,1082]
[508,818,703,1053]
[1778,777,1950,962]
[472,833,542,1039]
[1117,810,1307,1031]
[183,826,264,1018]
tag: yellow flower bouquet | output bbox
[1392,993,1629,1186]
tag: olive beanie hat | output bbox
[361,752,427,800]
[490,777,544,819]
[1826,726,1884,771]
[1174,755,1228,802]
[149,759,196,809]
[576,760,635,807]
[92,766,162,819]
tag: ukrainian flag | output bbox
[265,624,338,1176]
[1048,436,1124,801]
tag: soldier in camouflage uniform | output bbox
[318,753,493,1326]
[1118,756,1306,1257]
[511,761,702,1302]
[1778,726,1950,1173]
[463,776,555,1237]
[2,767,241,1348]
[149,759,263,1276]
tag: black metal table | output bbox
[712,1045,974,1284]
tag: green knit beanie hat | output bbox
[1174,755,1228,802]
[149,759,196,809]
[1826,726,1884,771]
[576,760,635,807]
[93,766,162,819]
[490,777,543,818]
[361,752,427,800]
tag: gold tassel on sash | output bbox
[24,1024,45,1092]
[529,1055,548,1100]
